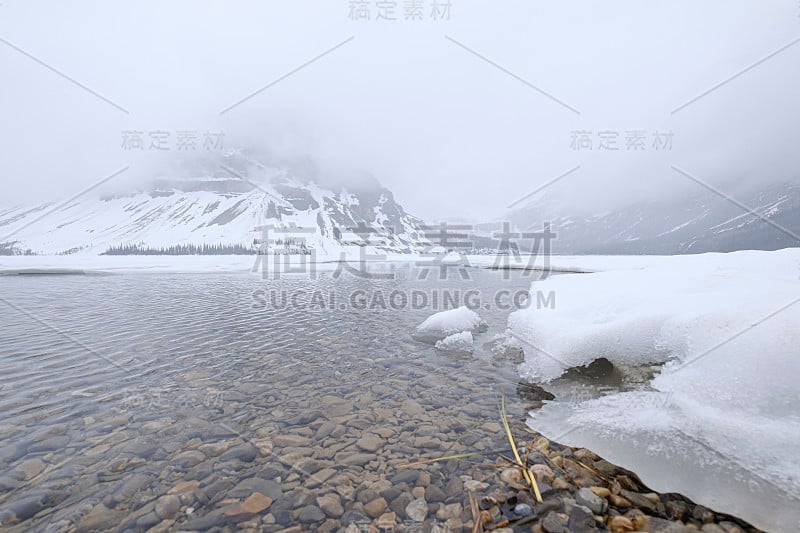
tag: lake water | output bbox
[0,266,543,531]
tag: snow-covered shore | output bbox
[0,252,668,275]
[507,248,800,532]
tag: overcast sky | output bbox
[1,1,798,221]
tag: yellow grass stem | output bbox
[500,395,542,503]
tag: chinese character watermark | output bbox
[569,129,673,151]
[348,0,452,22]
[121,130,225,151]
[492,222,556,281]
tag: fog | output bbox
[1,0,798,221]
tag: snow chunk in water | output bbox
[435,331,474,353]
[414,306,487,343]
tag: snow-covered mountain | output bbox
[0,152,427,256]
[508,180,800,254]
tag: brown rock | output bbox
[376,512,397,529]
[154,495,180,520]
[364,497,388,518]
[607,515,635,533]
[624,509,647,531]
[273,435,312,447]
[168,480,200,495]
[530,464,555,484]
[552,477,570,490]
[608,494,632,509]
[317,494,344,518]
[241,493,272,513]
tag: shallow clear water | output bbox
[0,266,538,531]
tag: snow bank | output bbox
[414,306,487,343]
[511,248,800,531]
[509,248,800,382]
[435,331,474,353]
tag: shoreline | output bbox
[469,419,763,533]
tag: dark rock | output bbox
[181,509,227,530]
[6,492,49,522]
[356,488,378,504]
[692,505,715,524]
[229,478,283,500]
[575,487,607,514]
[273,508,292,526]
[537,482,555,497]
[535,498,563,515]
[341,508,369,525]
[563,357,619,382]
[389,492,414,519]
[203,478,235,505]
[568,505,600,533]
[287,487,316,508]
[294,505,325,523]
[219,444,258,463]
[136,511,161,528]
[424,484,447,503]
[594,459,621,477]
[256,464,287,480]
[516,382,556,401]
[620,490,657,513]
[184,461,214,481]
[443,476,463,498]
[380,487,402,501]
[390,470,419,485]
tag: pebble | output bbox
[14,458,46,481]
[500,468,522,484]
[575,487,606,514]
[542,511,565,533]
[436,503,462,521]
[424,484,447,503]
[463,479,489,492]
[405,498,428,522]
[530,464,555,484]
[608,515,635,533]
[355,433,384,452]
[167,480,200,495]
[390,470,419,485]
[364,497,388,518]
[317,494,344,518]
[171,450,206,468]
[154,495,180,519]
[274,434,313,447]
[294,505,325,523]
[514,503,533,516]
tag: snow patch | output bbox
[435,331,474,353]
[414,306,487,343]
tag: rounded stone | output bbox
[154,495,180,519]
[514,503,533,516]
[364,497,388,518]
[295,505,325,523]
[405,498,428,522]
